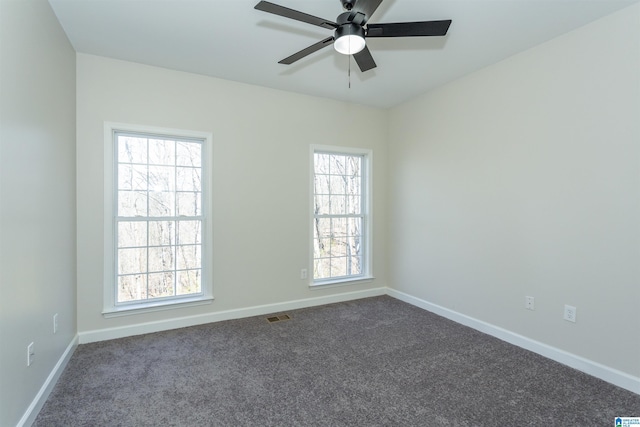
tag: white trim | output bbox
[17,335,79,427]
[102,296,214,318]
[309,275,375,289]
[103,122,214,314]
[79,287,387,344]
[387,288,640,395]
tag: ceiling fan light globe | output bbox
[334,34,366,55]
[334,23,366,55]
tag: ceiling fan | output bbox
[255,0,452,72]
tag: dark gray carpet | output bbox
[34,296,639,426]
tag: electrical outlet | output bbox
[300,269,308,280]
[27,342,35,366]
[564,305,577,322]
[53,313,59,334]
[525,296,535,310]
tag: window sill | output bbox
[103,296,214,318]
[309,275,375,289]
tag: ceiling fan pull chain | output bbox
[348,25,351,89]
[348,53,351,89]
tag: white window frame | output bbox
[103,122,214,317]
[310,145,373,287]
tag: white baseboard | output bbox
[387,288,640,395]
[18,334,79,427]
[79,287,387,344]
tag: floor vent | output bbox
[267,314,291,323]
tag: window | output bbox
[312,146,372,285]
[104,124,213,316]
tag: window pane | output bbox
[118,248,147,275]
[313,220,328,257]
[118,222,147,248]
[148,272,174,298]
[118,275,147,302]
[332,218,347,237]
[315,218,330,238]
[347,236,361,256]
[177,270,201,295]
[330,195,346,215]
[346,156,361,177]
[347,218,361,238]
[346,175,361,195]
[118,164,148,191]
[347,195,361,214]
[177,220,201,245]
[148,246,174,273]
[330,175,346,195]
[176,167,201,192]
[314,174,330,195]
[329,155,346,175]
[314,238,330,259]
[118,191,147,217]
[348,257,362,275]
[314,258,331,279]
[149,191,175,217]
[331,237,347,257]
[118,164,133,190]
[177,245,201,270]
[149,221,175,246]
[176,142,201,167]
[331,256,347,277]
[148,138,175,165]
[177,192,201,216]
[148,166,175,192]
[314,195,330,215]
[314,153,330,174]
[118,136,147,164]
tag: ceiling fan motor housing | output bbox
[335,22,365,40]
[337,11,356,26]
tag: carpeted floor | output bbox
[34,296,639,426]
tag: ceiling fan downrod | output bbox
[342,1,355,11]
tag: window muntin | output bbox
[313,150,369,283]
[115,131,204,305]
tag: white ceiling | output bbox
[48,0,638,108]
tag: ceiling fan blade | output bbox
[255,1,337,30]
[353,45,376,72]
[279,37,335,65]
[367,20,452,37]
[351,0,383,24]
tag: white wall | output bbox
[388,4,640,378]
[76,54,388,336]
[0,0,77,425]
